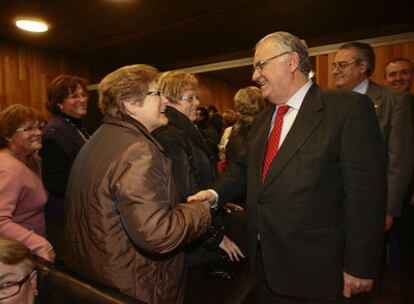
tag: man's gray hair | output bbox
[256,31,311,76]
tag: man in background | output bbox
[333,42,413,303]
[384,57,413,94]
[385,57,414,303]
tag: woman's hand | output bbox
[219,235,245,262]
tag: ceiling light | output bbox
[15,18,48,33]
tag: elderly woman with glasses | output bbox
[0,105,55,263]
[39,75,90,252]
[153,71,244,266]
[61,64,212,304]
[0,237,37,304]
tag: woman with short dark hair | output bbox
[0,105,55,263]
[40,74,89,251]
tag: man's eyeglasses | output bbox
[0,271,33,300]
[253,51,292,72]
[181,95,199,102]
[16,123,46,133]
[330,60,358,71]
[68,92,89,99]
[147,91,164,97]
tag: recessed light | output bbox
[15,18,48,33]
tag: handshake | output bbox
[187,190,244,214]
[187,190,245,262]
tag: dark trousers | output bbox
[254,245,364,304]
[400,203,414,304]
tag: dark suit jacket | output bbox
[366,81,413,217]
[214,84,387,301]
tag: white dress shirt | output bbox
[269,80,313,149]
[352,78,369,94]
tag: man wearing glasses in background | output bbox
[332,42,413,303]
[189,31,387,303]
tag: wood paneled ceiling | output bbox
[0,0,412,72]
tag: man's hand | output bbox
[219,235,245,262]
[343,272,373,298]
[223,202,244,214]
[187,190,216,205]
[384,214,393,231]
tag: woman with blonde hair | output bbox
[225,86,266,164]
[153,70,244,302]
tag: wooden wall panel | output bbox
[1,38,412,123]
[314,54,328,87]
[196,74,238,113]
[0,39,113,119]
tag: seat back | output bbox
[34,258,144,304]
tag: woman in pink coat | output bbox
[0,104,55,263]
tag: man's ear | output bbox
[288,52,300,73]
[358,60,369,75]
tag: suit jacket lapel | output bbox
[263,84,324,185]
[365,81,383,110]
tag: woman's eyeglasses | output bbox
[16,123,46,133]
[0,271,34,300]
[147,91,164,96]
[181,95,199,102]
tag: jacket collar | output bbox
[165,106,213,154]
[102,115,166,153]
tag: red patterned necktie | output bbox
[262,105,290,182]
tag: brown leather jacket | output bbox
[61,115,211,304]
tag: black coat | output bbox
[40,113,89,251]
[225,121,252,164]
[153,107,217,203]
[153,107,222,266]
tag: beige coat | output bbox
[61,115,211,304]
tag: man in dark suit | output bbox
[332,42,413,303]
[384,57,414,303]
[333,43,413,235]
[189,31,387,303]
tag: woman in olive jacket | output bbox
[61,65,211,304]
